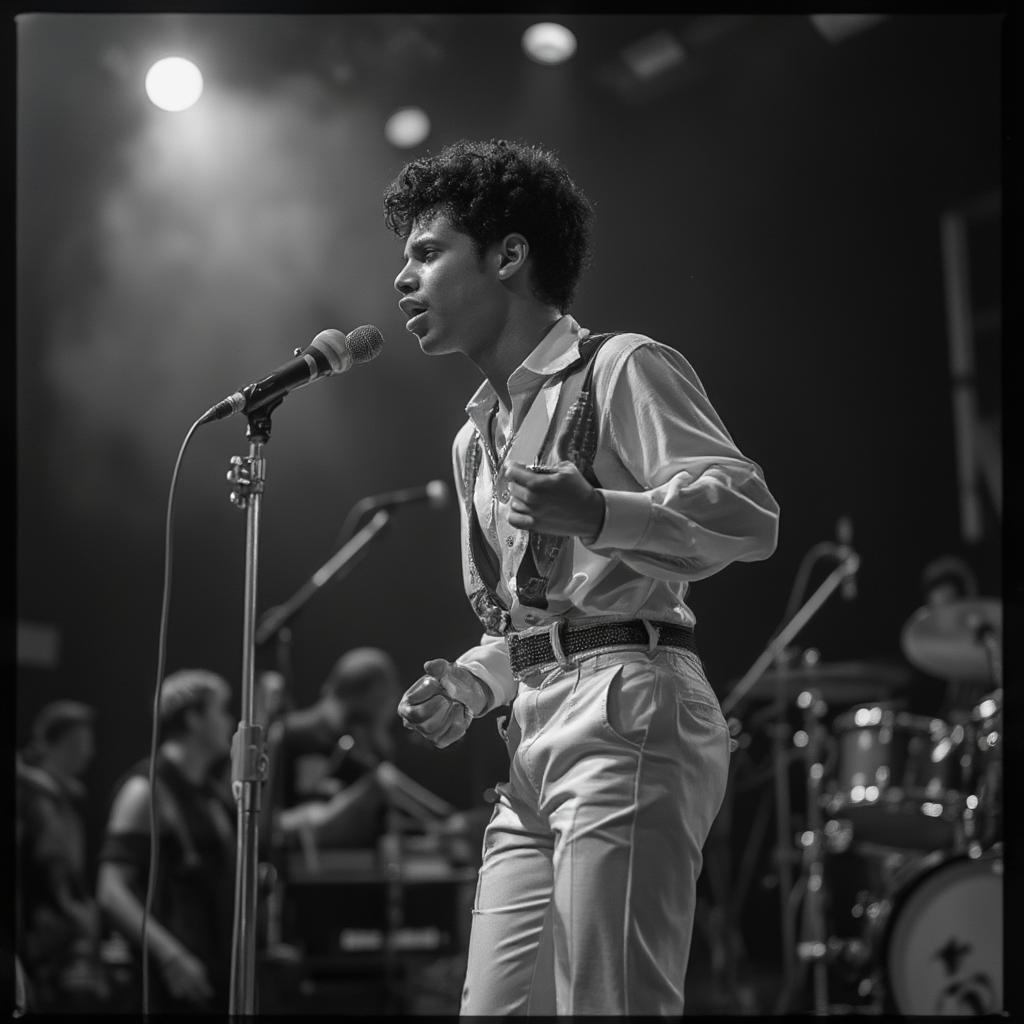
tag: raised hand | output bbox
[505,462,605,542]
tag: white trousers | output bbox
[460,646,731,1016]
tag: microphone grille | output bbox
[346,324,385,364]
[426,480,449,508]
[837,516,853,546]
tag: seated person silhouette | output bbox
[268,647,403,851]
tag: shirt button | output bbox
[499,489,510,502]
[506,536,515,547]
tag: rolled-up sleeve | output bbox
[586,339,779,581]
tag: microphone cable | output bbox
[141,413,205,1014]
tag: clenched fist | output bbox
[506,461,605,542]
[397,659,490,749]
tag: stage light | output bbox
[809,14,887,44]
[522,23,577,66]
[621,30,686,81]
[385,106,431,149]
[145,57,203,112]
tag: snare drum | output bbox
[825,704,964,850]
[867,846,1003,1014]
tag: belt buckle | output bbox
[643,619,661,652]
[549,618,575,670]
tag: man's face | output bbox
[394,212,506,358]
[59,724,95,778]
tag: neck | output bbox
[470,306,563,409]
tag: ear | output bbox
[496,233,529,280]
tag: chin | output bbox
[417,329,450,356]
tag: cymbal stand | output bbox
[720,551,858,718]
[722,547,858,1014]
[971,615,1003,690]
[795,688,830,1014]
[769,663,798,1008]
[949,616,1002,856]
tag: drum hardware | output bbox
[711,530,1018,1015]
[900,597,1001,685]
[824,703,969,853]
[740,660,912,705]
[968,690,1002,847]
[731,569,1003,1017]
[719,529,861,893]
[792,687,834,1014]
[822,818,854,854]
[729,658,913,1017]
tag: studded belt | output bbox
[506,619,696,676]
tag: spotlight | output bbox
[522,23,577,66]
[385,107,431,149]
[809,14,887,44]
[145,57,203,112]
[621,30,686,81]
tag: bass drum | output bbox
[869,845,1002,1015]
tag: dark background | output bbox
[14,10,1010,1004]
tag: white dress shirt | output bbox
[452,314,780,711]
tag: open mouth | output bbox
[400,298,427,319]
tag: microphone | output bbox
[836,516,858,600]
[198,325,384,425]
[362,480,450,512]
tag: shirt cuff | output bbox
[588,489,652,550]
[455,643,517,713]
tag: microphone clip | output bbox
[227,453,266,510]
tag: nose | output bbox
[394,261,417,295]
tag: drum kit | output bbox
[723,596,1003,1016]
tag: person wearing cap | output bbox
[16,700,109,1012]
[96,669,236,1014]
[385,139,779,1014]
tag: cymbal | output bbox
[901,598,1001,683]
[734,661,912,704]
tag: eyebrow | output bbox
[403,234,443,260]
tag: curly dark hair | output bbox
[383,138,593,312]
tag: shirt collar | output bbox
[464,314,589,417]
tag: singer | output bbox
[385,139,780,1015]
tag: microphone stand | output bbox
[720,546,858,1016]
[254,509,392,648]
[222,404,396,1014]
[224,400,281,1016]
